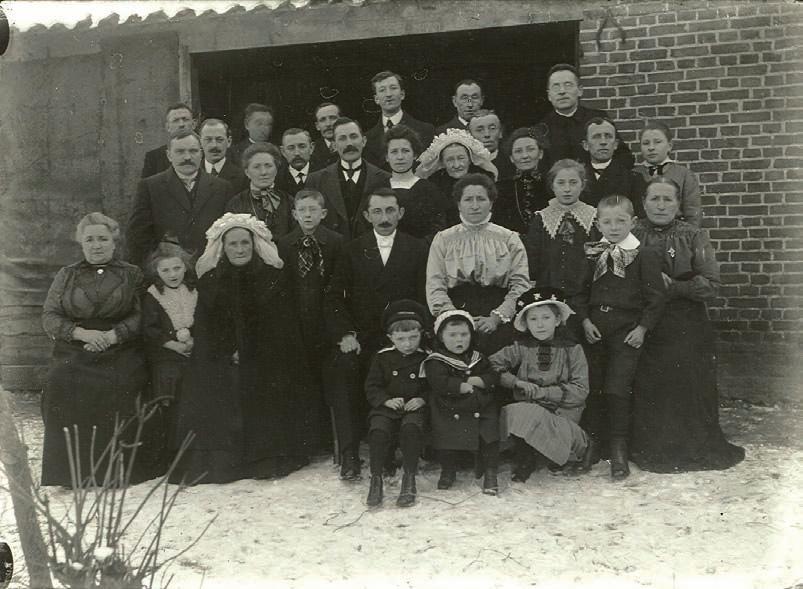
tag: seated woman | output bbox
[171,213,319,484]
[632,176,745,473]
[41,212,150,487]
[384,124,451,240]
[227,142,293,241]
[494,125,551,234]
[415,129,498,226]
[426,173,530,356]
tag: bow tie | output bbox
[251,188,280,211]
[585,240,638,281]
[647,162,669,176]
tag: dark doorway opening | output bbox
[194,20,579,144]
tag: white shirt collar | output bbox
[374,230,396,246]
[591,160,611,171]
[458,116,469,127]
[555,106,578,118]
[289,163,310,178]
[341,158,363,170]
[204,158,226,174]
[174,169,198,183]
[383,111,404,127]
[644,157,673,167]
[602,233,640,250]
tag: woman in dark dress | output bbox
[415,129,498,226]
[632,176,745,473]
[226,142,293,241]
[171,213,318,484]
[41,213,150,486]
[383,124,451,240]
[494,125,551,234]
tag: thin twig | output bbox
[418,490,482,506]
[322,509,369,532]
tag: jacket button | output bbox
[392,370,398,376]
[409,373,416,379]
[453,414,460,421]
[473,412,480,418]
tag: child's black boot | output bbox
[396,472,417,507]
[610,437,630,481]
[366,475,383,506]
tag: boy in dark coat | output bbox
[364,300,430,508]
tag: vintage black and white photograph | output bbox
[0,1,800,587]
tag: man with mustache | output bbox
[306,117,391,240]
[309,102,342,172]
[435,79,484,135]
[539,63,633,169]
[324,188,429,479]
[363,70,435,167]
[127,129,232,267]
[200,118,248,194]
[277,128,314,197]
[140,102,196,178]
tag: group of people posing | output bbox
[40,63,744,508]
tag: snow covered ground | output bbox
[2,394,801,589]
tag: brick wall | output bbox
[578,0,802,362]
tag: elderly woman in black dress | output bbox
[415,129,498,226]
[632,176,745,472]
[171,213,318,484]
[384,124,451,240]
[226,143,293,241]
[41,212,149,486]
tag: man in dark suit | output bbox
[581,116,638,209]
[309,102,341,172]
[127,130,232,267]
[435,79,484,135]
[468,109,515,181]
[306,117,391,241]
[539,63,633,169]
[324,188,429,479]
[199,118,248,194]
[277,128,314,197]
[140,102,195,178]
[364,70,435,166]
[229,102,274,164]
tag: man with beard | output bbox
[324,188,429,479]
[363,70,434,167]
[277,128,314,197]
[199,118,247,193]
[309,102,341,172]
[435,79,484,135]
[127,129,232,266]
[306,117,390,240]
[141,102,196,178]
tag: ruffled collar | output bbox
[538,199,597,239]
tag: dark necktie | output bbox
[343,165,362,184]
[296,172,305,186]
[210,167,219,177]
[647,162,668,176]
[385,119,394,131]
[298,235,322,278]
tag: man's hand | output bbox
[338,334,361,354]
[383,397,405,411]
[404,397,426,412]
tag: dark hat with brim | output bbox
[382,299,428,332]
[513,286,574,332]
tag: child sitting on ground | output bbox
[490,286,591,481]
[364,300,430,508]
[422,310,501,495]
[575,195,666,480]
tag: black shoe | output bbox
[482,469,499,496]
[340,453,361,481]
[579,436,601,473]
[437,468,456,490]
[610,438,630,481]
[511,463,534,483]
[366,475,383,506]
[396,472,417,507]
[473,452,485,480]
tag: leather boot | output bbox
[340,451,361,481]
[610,438,630,481]
[579,435,601,474]
[396,472,417,507]
[366,475,383,506]
[437,467,456,490]
[482,468,499,496]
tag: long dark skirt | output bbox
[631,299,745,473]
[41,340,150,486]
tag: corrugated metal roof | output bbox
[5,0,370,32]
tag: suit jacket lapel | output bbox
[360,232,384,281]
[377,232,406,286]
[193,172,213,215]
[166,170,192,213]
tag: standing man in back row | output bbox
[364,70,435,166]
[229,102,274,164]
[539,63,633,169]
[435,79,484,135]
[141,102,196,178]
